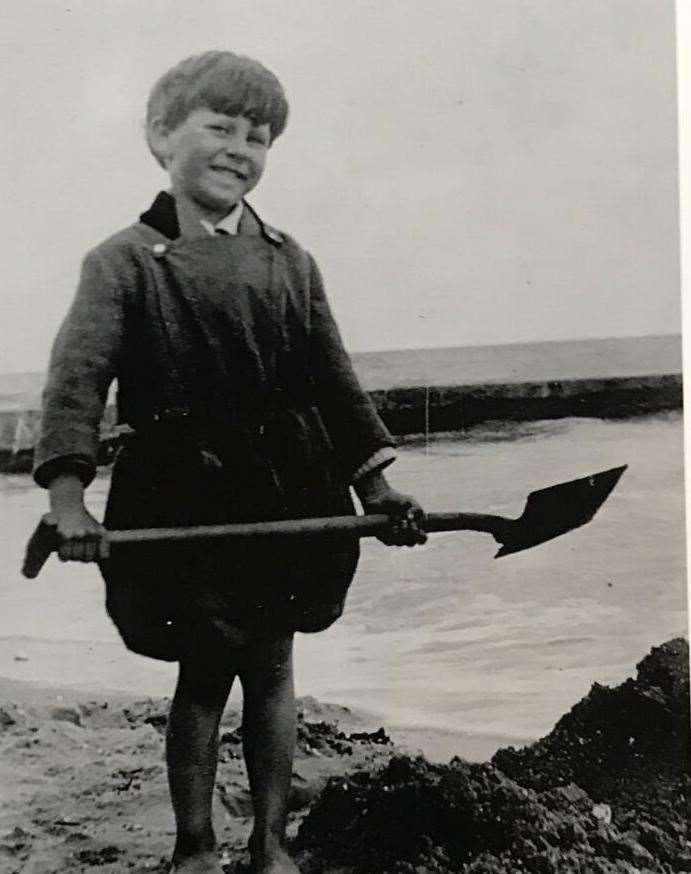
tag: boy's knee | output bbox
[242,634,294,690]
[175,667,231,710]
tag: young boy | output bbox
[34,51,425,873]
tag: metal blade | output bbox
[494,464,627,558]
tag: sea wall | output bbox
[0,371,682,474]
[370,373,682,435]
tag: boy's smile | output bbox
[159,109,270,223]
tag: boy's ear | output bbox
[147,116,173,168]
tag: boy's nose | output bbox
[223,136,251,158]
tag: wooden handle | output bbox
[105,512,506,543]
[21,514,61,579]
[22,511,508,579]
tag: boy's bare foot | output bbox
[169,850,224,873]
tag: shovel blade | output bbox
[495,464,627,558]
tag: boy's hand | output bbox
[53,506,109,562]
[49,474,109,562]
[355,472,427,547]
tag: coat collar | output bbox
[139,191,284,246]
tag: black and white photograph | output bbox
[0,2,688,872]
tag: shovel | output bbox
[22,465,626,579]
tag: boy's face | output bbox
[158,108,270,222]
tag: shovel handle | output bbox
[21,511,507,579]
[22,514,62,579]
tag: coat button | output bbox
[264,226,283,244]
[152,243,167,258]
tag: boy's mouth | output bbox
[210,166,248,181]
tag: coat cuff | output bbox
[350,447,397,483]
[33,454,96,489]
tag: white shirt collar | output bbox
[199,200,244,236]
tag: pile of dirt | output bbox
[295,639,690,873]
[493,638,690,863]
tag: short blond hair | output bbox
[146,51,289,166]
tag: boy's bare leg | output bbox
[241,634,300,873]
[167,652,235,873]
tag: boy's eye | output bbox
[204,122,268,147]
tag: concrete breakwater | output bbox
[370,373,681,436]
[1,335,682,473]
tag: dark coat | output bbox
[34,193,395,659]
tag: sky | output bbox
[0,0,681,374]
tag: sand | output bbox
[0,638,688,873]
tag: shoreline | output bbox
[0,672,533,765]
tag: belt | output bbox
[127,400,315,435]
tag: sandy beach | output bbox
[0,637,687,873]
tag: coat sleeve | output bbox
[306,254,396,479]
[33,249,124,488]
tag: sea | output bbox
[0,398,686,758]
